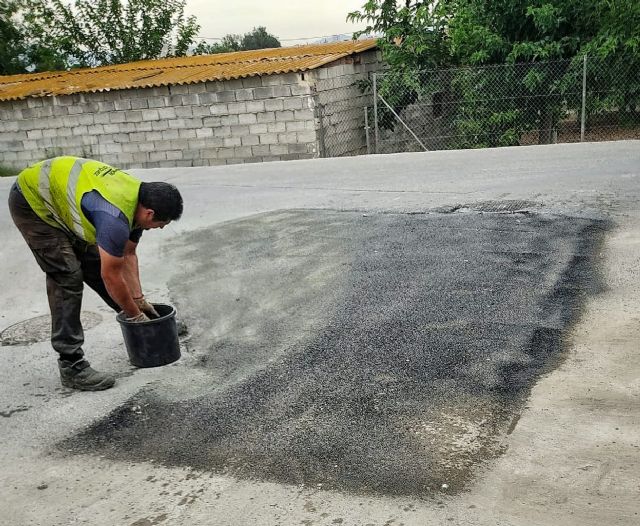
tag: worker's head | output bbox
[135,182,183,229]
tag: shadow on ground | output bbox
[59,210,608,496]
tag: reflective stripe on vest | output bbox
[18,157,141,244]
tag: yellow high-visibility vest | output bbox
[17,156,141,244]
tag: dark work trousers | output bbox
[8,184,120,361]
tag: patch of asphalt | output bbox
[58,210,608,497]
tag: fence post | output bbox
[364,106,371,155]
[580,54,587,142]
[316,102,326,158]
[372,73,379,153]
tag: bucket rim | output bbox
[116,303,176,326]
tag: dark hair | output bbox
[138,182,183,221]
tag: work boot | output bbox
[58,358,115,391]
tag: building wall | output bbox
[309,49,383,158]
[0,49,384,171]
[0,73,317,170]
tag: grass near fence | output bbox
[0,165,18,177]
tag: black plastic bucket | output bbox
[116,303,180,368]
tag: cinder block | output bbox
[275,110,294,122]
[174,106,194,118]
[187,83,208,94]
[130,98,149,110]
[93,113,111,124]
[72,125,89,136]
[217,147,235,159]
[209,104,228,116]
[285,121,307,132]
[213,126,232,137]
[169,84,189,95]
[26,98,44,108]
[233,146,253,158]
[138,142,156,152]
[227,102,247,115]
[129,132,146,142]
[26,129,43,140]
[178,129,197,139]
[235,89,254,101]
[136,121,154,132]
[263,73,296,86]
[122,142,140,153]
[249,123,268,134]
[196,128,214,138]
[264,98,284,112]
[294,109,314,121]
[147,97,166,108]
[291,83,312,96]
[192,106,211,117]
[297,130,316,143]
[78,114,94,125]
[181,94,199,106]
[242,76,263,88]
[241,135,260,146]
[267,122,286,133]
[283,97,304,110]
[230,125,250,136]
[151,86,170,97]
[246,100,265,113]
[259,133,278,144]
[161,129,180,140]
[146,131,164,141]
[203,81,224,93]
[197,92,216,105]
[203,116,222,127]
[168,119,190,130]
[216,91,237,103]
[124,110,143,123]
[142,109,160,121]
[158,108,178,120]
[98,101,116,112]
[223,137,241,147]
[149,151,168,162]
[166,150,183,160]
[119,122,138,133]
[269,144,288,155]
[238,113,257,125]
[272,85,292,97]
[223,79,244,91]
[253,87,275,100]
[278,132,297,143]
[257,111,276,123]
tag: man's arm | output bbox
[98,246,141,318]
[122,240,143,299]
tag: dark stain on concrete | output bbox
[1,405,31,417]
[58,210,608,497]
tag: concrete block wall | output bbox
[0,72,318,170]
[309,50,383,158]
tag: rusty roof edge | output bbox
[0,40,379,101]
[0,40,378,83]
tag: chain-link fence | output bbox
[314,83,373,158]
[317,56,639,156]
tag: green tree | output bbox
[0,0,26,74]
[241,26,281,51]
[348,1,640,147]
[193,27,280,55]
[23,0,200,69]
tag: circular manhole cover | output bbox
[1,311,103,346]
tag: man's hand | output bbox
[134,296,160,319]
[126,312,150,323]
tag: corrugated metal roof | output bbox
[0,39,378,102]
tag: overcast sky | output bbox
[184,0,367,46]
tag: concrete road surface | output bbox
[1,141,638,526]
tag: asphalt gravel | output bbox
[60,209,607,496]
